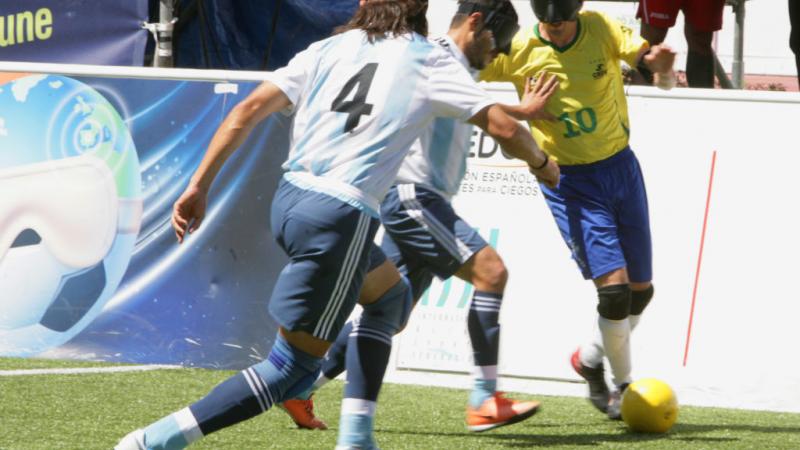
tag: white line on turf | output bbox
[0,364,181,376]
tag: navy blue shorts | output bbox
[379,183,488,300]
[268,178,379,341]
[541,148,653,282]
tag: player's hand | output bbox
[644,44,676,76]
[172,184,208,243]
[530,156,560,189]
[517,73,558,121]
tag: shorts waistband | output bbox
[558,147,633,175]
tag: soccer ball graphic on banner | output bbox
[0,74,142,356]
[621,378,679,433]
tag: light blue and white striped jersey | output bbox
[264,29,494,216]
[395,35,477,199]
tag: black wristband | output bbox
[531,154,549,171]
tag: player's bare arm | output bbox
[172,81,291,242]
[499,72,559,121]
[639,43,677,90]
[468,104,560,188]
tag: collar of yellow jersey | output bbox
[533,16,582,53]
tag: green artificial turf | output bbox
[1,358,799,449]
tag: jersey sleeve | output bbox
[427,51,495,122]
[600,12,648,67]
[262,41,320,105]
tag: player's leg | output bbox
[383,183,539,430]
[116,325,331,450]
[683,0,725,88]
[635,0,679,84]
[683,24,715,88]
[386,184,496,399]
[456,246,507,414]
[312,183,444,393]
[595,148,655,421]
[336,247,412,450]
[789,0,800,86]
[541,151,642,417]
[116,180,376,450]
[282,202,433,434]
[318,245,416,386]
[613,145,655,331]
[279,245,403,430]
[454,246,541,432]
[591,267,633,420]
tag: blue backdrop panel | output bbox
[0,1,148,65]
[175,0,359,70]
[0,74,291,369]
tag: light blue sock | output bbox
[336,399,379,450]
[469,378,497,408]
[142,407,201,450]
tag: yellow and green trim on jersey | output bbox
[481,11,647,166]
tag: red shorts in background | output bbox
[636,0,726,32]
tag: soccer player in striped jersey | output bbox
[481,0,676,420]
[115,1,558,449]
[282,0,561,434]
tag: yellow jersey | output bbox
[481,11,647,165]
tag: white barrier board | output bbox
[387,83,800,413]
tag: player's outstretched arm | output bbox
[469,104,560,188]
[640,44,677,90]
[498,72,559,121]
[172,81,291,243]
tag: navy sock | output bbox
[468,290,502,367]
[343,319,392,401]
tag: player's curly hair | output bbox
[336,0,428,41]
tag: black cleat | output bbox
[571,348,611,413]
[606,382,630,420]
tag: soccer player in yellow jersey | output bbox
[481,0,676,420]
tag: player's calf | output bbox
[596,284,633,403]
[337,277,412,449]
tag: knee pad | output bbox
[361,277,413,335]
[630,285,654,316]
[596,284,632,320]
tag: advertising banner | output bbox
[0,1,148,66]
[0,72,291,369]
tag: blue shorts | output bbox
[268,177,380,341]
[541,148,652,282]
[379,183,488,300]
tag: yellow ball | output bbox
[621,378,678,433]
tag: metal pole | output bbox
[153,0,177,68]
[731,0,746,89]
[714,54,734,89]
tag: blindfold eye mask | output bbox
[457,1,520,54]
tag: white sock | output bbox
[598,316,632,387]
[629,314,641,331]
[579,318,605,368]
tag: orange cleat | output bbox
[279,395,329,430]
[465,392,540,432]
